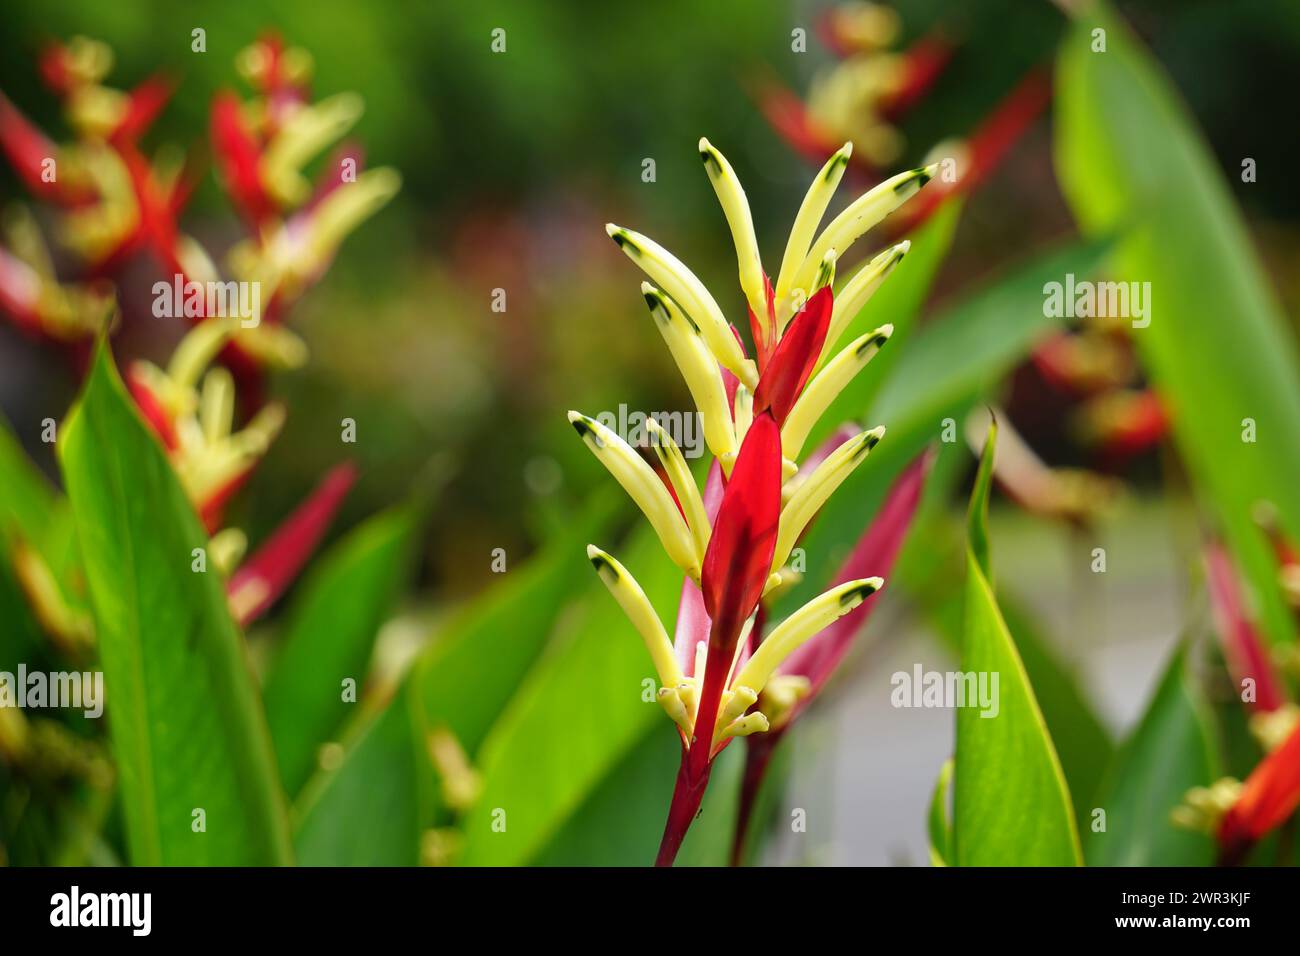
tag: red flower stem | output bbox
[730,731,780,866]
[655,753,713,867]
[655,620,737,866]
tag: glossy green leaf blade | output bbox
[953,428,1081,866]
[997,595,1113,824]
[293,691,424,865]
[928,757,954,867]
[1086,643,1218,866]
[533,726,743,866]
[291,495,616,864]
[59,345,292,865]
[1055,4,1300,646]
[264,503,419,797]
[0,415,59,668]
[0,412,55,543]
[456,527,677,866]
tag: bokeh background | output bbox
[2,0,1299,864]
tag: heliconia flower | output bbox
[889,70,1051,235]
[0,92,95,206]
[964,407,1119,527]
[126,318,288,531]
[1204,541,1286,714]
[1252,502,1300,613]
[1217,718,1300,865]
[226,462,356,625]
[1031,329,1136,396]
[0,232,115,342]
[581,136,932,865]
[211,91,275,227]
[1072,389,1168,463]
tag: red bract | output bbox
[891,70,1051,235]
[226,462,357,626]
[746,273,778,371]
[880,33,955,120]
[701,411,781,658]
[1219,720,1300,865]
[752,286,832,425]
[1204,541,1285,713]
[125,371,179,451]
[111,74,175,145]
[211,91,274,227]
[0,93,91,206]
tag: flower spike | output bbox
[589,135,933,866]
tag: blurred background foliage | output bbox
[2,0,1297,599]
[3,0,1300,866]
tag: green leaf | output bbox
[0,412,55,543]
[0,415,60,668]
[782,237,1111,617]
[1085,642,1218,866]
[997,595,1114,824]
[291,493,618,864]
[293,691,425,866]
[456,526,678,866]
[263,503,420,797]
[533,726,743,866]
[928,757,954,867]
[1055,3,1300,646]
[59,344,292,865]
[953,424,1082,866]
